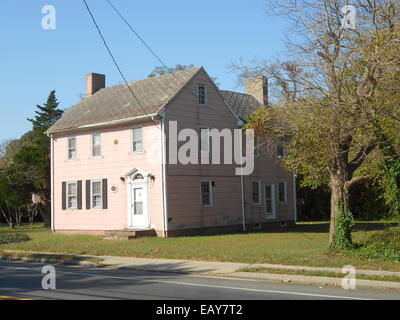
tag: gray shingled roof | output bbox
[47,67,202,134]
[220,90,263,119]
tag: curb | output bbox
[0,255,100,268]
[228,272,400,290]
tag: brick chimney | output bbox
[86,73,105,96]
[245,76,268,105]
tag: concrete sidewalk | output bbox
[99,255,400,278]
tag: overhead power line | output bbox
[82,0,160,129]
[106,0,202,101]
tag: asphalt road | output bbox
[0,260,399,300]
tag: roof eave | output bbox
[46,112,161,136]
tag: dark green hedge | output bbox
[0,233,31,244]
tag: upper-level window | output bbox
[132,127,143,153]
[67,137,77,160]
[67,181,78,209]
[199,127,210,153]
[91,133,101,157]
[278,182,287,203]
[277,144,285,157]
[198,84,207,105]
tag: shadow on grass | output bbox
[225,221,399,237]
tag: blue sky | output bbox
[0,0,288,140]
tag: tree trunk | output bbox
[329,173,348,244]
[328,153,354,249]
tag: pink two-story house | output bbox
[46,67,297,237]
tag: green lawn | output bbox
[0,222,399,271]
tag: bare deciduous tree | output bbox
[233,0,400,248]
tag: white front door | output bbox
[264,184,276,219]
[129,180,149,228]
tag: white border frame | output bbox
[90,132,102,158]
[90,179,103,210]
[66,181,78,210]
[126,169,150,228]
[131,125,144,154]
[67,136,77,161]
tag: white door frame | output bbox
[264,183,276,219]
[127,169,150,228]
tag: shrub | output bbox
[0,233,31,244]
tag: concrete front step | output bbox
[103,229,156,240]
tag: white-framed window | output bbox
[251,181,261,204]
[201,180,213,207]
[91,180,103,209]
[132,127,143,153]
[91,133,101,157]
[198,84,207,105]
[278,181,287,203]
[66,181,78,210]
[67,137,77,160]
[199,127,210,153]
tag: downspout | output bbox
[239,124,246,232]
[159,111,168,237]
[292,171,298,224]
[50,134,55,232]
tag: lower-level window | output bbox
[252,181,261,204]
[278,181,287,203]
[201,181,213,207]
[91,180,103,209]
[67,181,78,210]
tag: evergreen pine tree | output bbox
[28,90,63,131]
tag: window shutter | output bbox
[102,178,108,209]
[77,181,82,210]
[62,182,66,210]
[86,180,91,209]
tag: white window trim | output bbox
[131,126,144,154]
[198,126,210,153]
[251,180,262,205]
[90,132,102,158]
[90,179,103,210]
[197,84,208,106]
[66,181,78,210]
[200,180,213,207]
[67,136,77,161]
[278,181,287,203]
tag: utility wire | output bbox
[106,0,202,102]
[106,0,233,122]
[82,0,160,129]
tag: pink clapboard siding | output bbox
[53,121,163,231]
[52,67,296,236]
